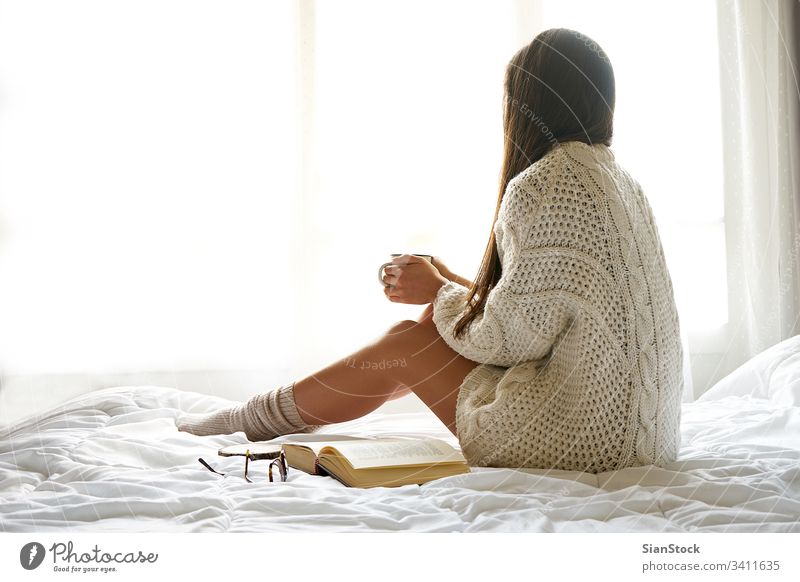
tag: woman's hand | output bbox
[382,254,449,305]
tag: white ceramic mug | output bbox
[378,253,434,287]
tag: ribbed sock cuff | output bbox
[274,382,308,433]
[239,382,320,441]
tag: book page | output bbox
[282,436,376,457]
[323,437,466,469]
[263,433,370,445]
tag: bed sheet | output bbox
[1,339,799,532]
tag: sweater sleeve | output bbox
[432,170,574,367]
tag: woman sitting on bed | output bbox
[178,28,684,473]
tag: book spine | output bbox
[313,458,326,476]
[314,459,351,487]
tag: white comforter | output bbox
[2,338,800,532]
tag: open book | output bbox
[281,436,470,488]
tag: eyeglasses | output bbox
[198,449,289,483]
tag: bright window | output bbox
[0,1,297,375]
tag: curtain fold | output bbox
[717,0,800,368]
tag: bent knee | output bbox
[381,319,437,351]
[385,319,418,337]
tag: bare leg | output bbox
[384,303,435,402]
[293,304,478,435]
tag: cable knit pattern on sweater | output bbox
[432,140,683,473]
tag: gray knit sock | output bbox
[176,382,320,441]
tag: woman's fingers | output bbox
[383,283,400,302]
[392,253,423,267]
[382,265,400,287]
[383,266,407,302]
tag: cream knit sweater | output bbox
[433,140,683,473]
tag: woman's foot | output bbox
[176,383,319,441]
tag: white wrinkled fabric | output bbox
[1,372,799,531]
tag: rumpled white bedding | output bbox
[2,337,800,532]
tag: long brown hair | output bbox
[453,28,616,339]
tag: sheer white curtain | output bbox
[713,0,800,383]
[1,0,735,424]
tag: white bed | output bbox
[1,337,799,533]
